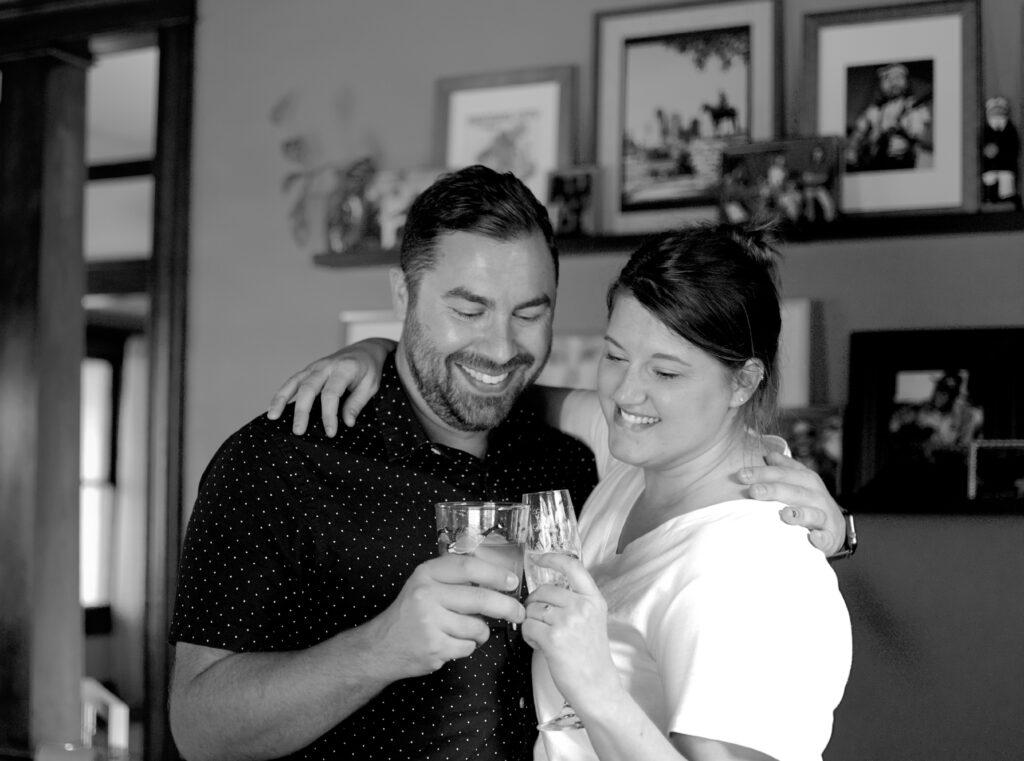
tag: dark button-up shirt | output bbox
[170,354,598,761]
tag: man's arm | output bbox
[170,554,525,761]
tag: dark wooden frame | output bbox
[593,0,782,234]
[801,0,981,216]
[843,328,1024,514]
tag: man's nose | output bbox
[476,319,518,365]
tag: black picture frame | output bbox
[842,328,1024,513]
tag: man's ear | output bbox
[731,358,765,407]
[389,267,409,321]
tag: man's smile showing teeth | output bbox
[619,409,659,426]
[460,365,510,386]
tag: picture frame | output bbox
[802,0,981,215]
[968,440,1024,501]
[772,406,843,497]
[719,137,843,233]
[594,0,780,234]
[434,65,577,204]
[843,328,1024,513]
[547,165,601,236]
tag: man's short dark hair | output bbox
[399,165,558,297]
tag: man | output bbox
[846,62,933,172]
[170,166,847,761]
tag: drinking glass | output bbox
[435,501,527,626]
[522,489,585,731]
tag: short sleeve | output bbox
[653,531,851,761]
[169,423,313,651]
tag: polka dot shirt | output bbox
[170,355,598,761]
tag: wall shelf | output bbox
[311,208,1024,268]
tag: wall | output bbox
[188,1,1024,758]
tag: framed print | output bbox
[595,0,779,234]
[803,1,980,215]
[547,165,601,236]
[968,440,1024,500]
[434,65,576,204]
[842,328,1024,513]
[773,407,843,497]
[720,137,842,233]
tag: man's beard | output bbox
[402,312,548,432]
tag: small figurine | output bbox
[981,95,1021,208]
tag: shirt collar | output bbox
[373,352,543,463]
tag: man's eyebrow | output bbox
[444,287,552,311]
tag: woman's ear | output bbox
[389,267,409,321]
[731,358,765,407]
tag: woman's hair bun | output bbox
[720,215,782,268]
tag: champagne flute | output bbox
[522,489,585,731]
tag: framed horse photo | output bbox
[594,0,781,234]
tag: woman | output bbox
[517,223,850,761]
[269,222,851,761]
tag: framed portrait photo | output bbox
[802,0,980,215]
[594,0,780,234]
[547,165,601,236]
[720,137,843,233]
[434,65,576,204]
[842,328,1024,513]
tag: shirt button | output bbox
[519,697,525,709]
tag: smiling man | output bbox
[169,166,599,761]
[169,165,847,761]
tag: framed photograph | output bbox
[594,0,779,234]
[434,65,576,204]
[720,137,842,232]
[802,0,980,215]
[843,328,1024,513]
[968,440,1024,500]
[773,407,843,497]
[547,165,601,236]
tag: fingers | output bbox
[340,372,380,429]
[429,554,522,593]
[265,372,304,420]
[780,506,843,555]
[779,504,826,531]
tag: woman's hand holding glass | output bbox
[522,552,620,730]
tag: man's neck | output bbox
[394,346,490,459]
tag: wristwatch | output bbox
[828,509,858,561]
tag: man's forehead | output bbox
[425,230,556,289]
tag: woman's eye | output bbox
[604,352,626,363]
[654,370,680,380]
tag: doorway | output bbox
[0,4,193,760]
